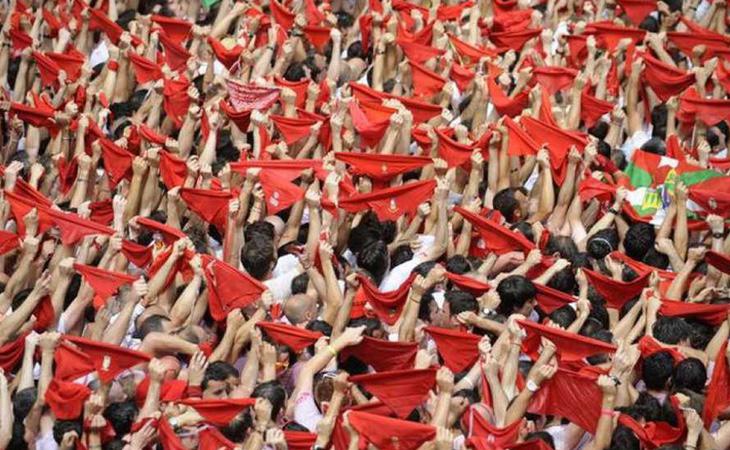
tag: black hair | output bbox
[547,267,576,294]
[672,357,706,394]
[624,223,656,261]
[589,122,610,141]
[244,221,275,242]
[609,425,641,450]
[496,275,536,316]
[357,240,389,285]
[53,420,83,445]
[639,15,660,32]
[641,137,667,156]
[135,314,170,340]
[284,62,306,81]
[524,432,555,449]
[545,235,578,262]
[104,401,138,436]
[202,361,239,391]
[12,387,37,421]
[653,316,691,345]
[642,351,675,391]
[445,290,478,316]
[510,221,534,242]
[587,228,619,260]
[643,247,670,270]
[391,244,414,268]
[446,255,472,275]
[241,240,274,280]
[549,305,577,329]
[291,272,310,295]
[251,381,287,420]
[493,188,522,223]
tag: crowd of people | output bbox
[2,0,730,448]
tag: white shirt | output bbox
[379,234,435,291]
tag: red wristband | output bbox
[107,60,119,71]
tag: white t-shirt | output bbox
[379,234,436,291]
[293,391,323,432]
[620,129,652,160]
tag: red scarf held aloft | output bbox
[488,28,541,51]
[348,101,391,148]
[158,151,187,189]
[270,0,296,29]
[616,0,657,25]
[349,82,442,123]
[504,116,539,156]
[347,411,437,450]
[151,14,192,45]
[256,321,323,352]
[335,152,432,181]
[180,398,256,426]
[435,128,479,168]
[45,378,91,420]
[519,319,617,362]
[284,431,317,450]
[520,116,587,185]
[46,208,115,246]
[584,23,645,51]
[338,180,436,221]
[455,206,536,255]
[0,333,27,372]
[199,427,236,450]
[583,268,649,309]
[580,89,613,127]
[446,272,491,296]
[229,159,322,181]
[258,170,305,215]
[339,336,418,372]
[357,273,416,326]
[688,176,730,218]
[528,368,603,433]
[73,263,137,310]
[678,89,730,126]
[207,37,243,69]
[57,335,151,382]
[425,326,481,372]
[706,250,730,275]
[532,66,578,95]
[409,60,446,98]
[397,37,445,64]
[640,53,695,102]
[98,138,134,187]
[487,77,530,118]
[578,176,616,203]
[0,230,20,256]
[135,216,187,245]
[179,188,232,231]
[127,51,163,84]
[659,299,730,326]
[463,410,522,447]
[349,369,436,418]
[448,34,497,63]
[159,31,191,71]
[534,283,576,314]
[270,114,320,145]
[204,259,266,322]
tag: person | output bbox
[0,0,729,449]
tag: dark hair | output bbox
[549,305,577,328]
[639,15,660,33]
[244,221,275,242]
[446,255,472,275]
[284,62,306,81]
[547,267,576,294]
[291,272,310,295]
[624,223,656,261]
[643,247,670,270]
[496,275,536,316]
[241,240,274,280]
[348,218,382,255]
[202,361,239,391]
[641,137,667,156]
[672,358,706,394]
[53,420,83,445]
[609,425,641,450]
[587,229,619,260]
[524,432,555,449]
[642,351,675,391]
[545,236,578,262]
[12,387,37,421]
[104,401,138,436]
[493,188,522,223]
[653,316,691,345]
[445,290,478,316]
[510,221,534,242]
[252,381,287,420]
[391,244,414,268]
[306,319,333,337]
[135,314,170,340]
[357,240,389,285]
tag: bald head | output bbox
[283,294,318,326]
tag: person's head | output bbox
[241,240,275,280]
[587,228,619,260]
[135,314,172,339]
[643,247,669,270]
[496,275,537,316]
[652,316,691,345]
[642,351,675,391]
[640,137,667,155]
[202,362,240,398]
[549,305,577,329]
[357,240,389,285]
[12,387,37,420]
[104,401,138,436]
[547,267,576,294]
[251,381,287,421]
[53,420,83,446]
[492,188,528,223]
[391,244,414,268]
[291,272,310,295]
[624,223,656,261]
[444,290,478,324]
[283,293,318,326]
[446,255,472,274]
[672,358,706,394]
[609,425,641,450]
[545,235,578,261]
